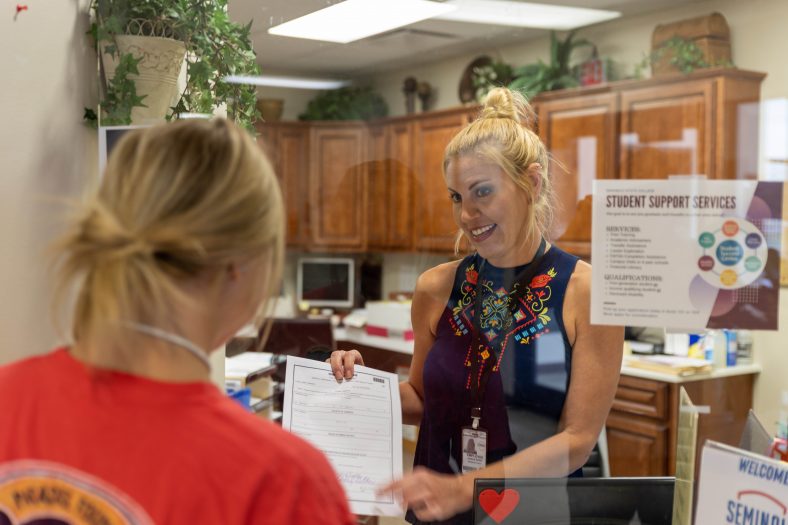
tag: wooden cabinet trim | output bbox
[532,67,764,103]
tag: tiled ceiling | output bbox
[229,0,702,78]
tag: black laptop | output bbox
[474,477,675,525]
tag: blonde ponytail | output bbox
[53,118,284,346]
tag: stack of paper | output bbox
[624,355,712,376]
[225,351,278,382]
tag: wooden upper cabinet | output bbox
[277,124,310,246]
[619,79,714,180]
[386,121,414,249]
[536,93,618,241]
[366,121,414,251]
[255,122,309,247]
[413,108,474,252]
[617,70,764,180]
[366,124,389,249]
[308,124,367,250]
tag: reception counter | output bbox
[335,327,761,477]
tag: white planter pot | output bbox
[102,35,186,124]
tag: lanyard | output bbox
[468,238,547,429]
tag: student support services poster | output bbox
[591,180,783,330]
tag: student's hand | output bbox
[378,467,473,522]
[328,349,364,381]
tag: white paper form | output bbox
[282,356,403,517]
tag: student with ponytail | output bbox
[331,88,623,524]
[0,119,354,525]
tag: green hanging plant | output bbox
[86,0,261,131]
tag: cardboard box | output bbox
[366,300,413,339]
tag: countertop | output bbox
[334,327,763,382]
[619,361,761,383]
[333,327,414,354]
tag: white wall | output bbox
[0,1,97,364]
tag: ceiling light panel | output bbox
[436,0,620,30]
[223,75,350,90]
[267,0,457,44]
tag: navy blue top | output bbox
[408,246,580,525]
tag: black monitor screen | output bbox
[298,258,354,308]
[474,477,675,525]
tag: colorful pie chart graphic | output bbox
[696,218,767,290]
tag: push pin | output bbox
[14,4,28,20]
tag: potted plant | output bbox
[298,86,388,121]
[86,0,260,131]
[508,30,595,98]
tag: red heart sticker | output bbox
[479,488,520,523]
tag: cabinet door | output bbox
[537,93,618,241]
[606,412,669,476]
[255,122,309,247]
[619,79,714,180]
[413,112,470,252]
[366,125,389,249]
[309,126,367,249]
[277,125,309,247]
[387,121,414,250]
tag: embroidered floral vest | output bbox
[410,246,579,525]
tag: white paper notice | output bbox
[591,179,783,330]
[282,356,403,517]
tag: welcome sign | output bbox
[696,440,788,524]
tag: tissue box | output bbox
[366,301,413,340]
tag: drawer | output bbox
[611,375,668,420]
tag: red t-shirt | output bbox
[0,348,355,525]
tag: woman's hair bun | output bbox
[76,203,152,261]
[480,87,535,129]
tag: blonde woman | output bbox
[332,88,623,524]
[0,119,354,525]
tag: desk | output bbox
[334,328,413,374]
[331,329,761,478]
[607,364,761,477]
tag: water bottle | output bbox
[725,330,737,367]
[703,330,716,362]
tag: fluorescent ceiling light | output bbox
[267,0,457,44]
[223,75,350,90]
[436,0,620,30]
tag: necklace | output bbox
[124,322,212,371]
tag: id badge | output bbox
[461,426,487,472]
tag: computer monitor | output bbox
[98,125,147,175]
[296,257,354,309]
[474,477,675,525]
